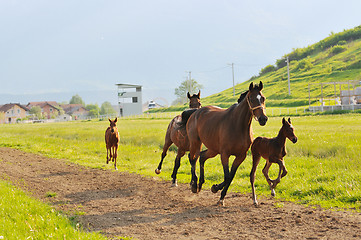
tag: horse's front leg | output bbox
[217,153,246,206]
[109,146,113,163]
[106,146,110,164]
[250,152,261,206]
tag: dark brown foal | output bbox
[250,117,297,206]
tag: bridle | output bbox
[246,92,264,121]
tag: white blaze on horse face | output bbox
[256,94,262,104]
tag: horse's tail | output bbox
[177,109,198,129]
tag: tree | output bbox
[69,94,85,106]
[86,104,100,118]
[174,79,203,105]
[100,101,116,116]
[29,106,42,119]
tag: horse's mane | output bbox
[237,90,249,103]
[177,109,198,129]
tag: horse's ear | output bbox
[282,117,286,125]
[108,118,111,123]
[187,92,191,99]
[259,81,263,91]
[288,118,291,124]
[114,117,118,123]
[197,90,201,98]
[249,82,254,91]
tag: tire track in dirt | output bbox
[1,147,361,239]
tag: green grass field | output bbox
[1,114,361,236]
[0,180,107,239]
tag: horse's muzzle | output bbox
[258,115,268,126]
[292,137,298,144]
[111,129,114,133]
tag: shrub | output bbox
[295,58,313,71]
[330,45,346,55]
[259,64,276,75]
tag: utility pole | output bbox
[228,63,235,96]
[286,57,291,95]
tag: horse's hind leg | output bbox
[189,143,201,193]
[155,136,173,174]
[281,160,287,178]
[262,161,273,194]
[198,149,217,192]
[114,145,118,170]
[250,152,261,206]
[171,150,185,187]
[269,159,284,195]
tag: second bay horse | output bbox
[185,82,268,206]
[155,91,201,186]
[250,117,298,206]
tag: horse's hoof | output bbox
[271,189,276,196]
[253,201,259,207]
[217,200,225,206]
[171,180,178,187]
[114,167,118,170]
[211,184,218,193]
[155,169,161,174]
[191,185,198,193]
[198,185,203,192]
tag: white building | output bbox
[116,83,143,117]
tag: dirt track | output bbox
[1,147,361,239]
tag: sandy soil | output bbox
[1,147,361,240]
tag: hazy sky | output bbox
[1,0,361,105]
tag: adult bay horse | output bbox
[155,91,201,186]
[105,118,120,170]
[250,117,297,206]
[186,82,267,206]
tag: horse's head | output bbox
[187,91,201,109]
[282,117,297,143]
[108,118,118,133]
[247,81,268,126]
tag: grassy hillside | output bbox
[202,25,361,108]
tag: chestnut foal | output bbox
[250,117,297,206]
[105,118,120,170]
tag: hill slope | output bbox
[202,25,361,108]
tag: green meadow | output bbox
[1,114,361,213]
[0,180,107,239]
